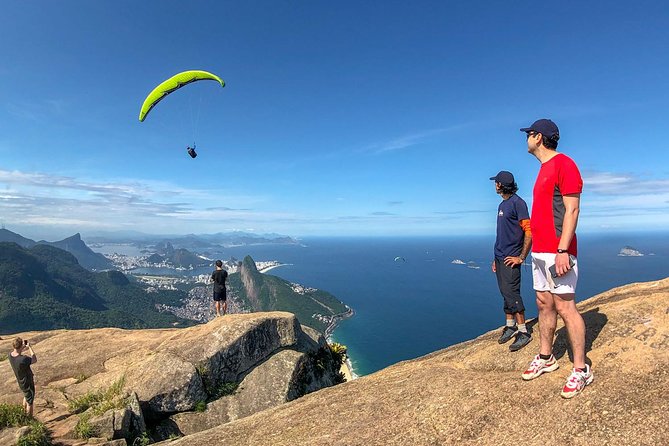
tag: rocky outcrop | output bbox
[239,255,263,310]
[0,426,30,445]
[0,312,342,444]
[161,278,669,446]
[167,326,340,436]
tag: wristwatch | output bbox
[557,249,568,254]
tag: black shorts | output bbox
[20,379,35,405]
[213,291,226,302]
[494,258,526,314]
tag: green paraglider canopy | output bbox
[139,70,225,122]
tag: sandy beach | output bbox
[258,263,291,273]
[340,357,355,381]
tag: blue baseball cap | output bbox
[520,119,560,140]
[489,171,515,186]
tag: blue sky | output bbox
[1,1,668,239]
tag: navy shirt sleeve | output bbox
[515,197,530,221]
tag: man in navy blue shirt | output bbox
[490,171,532,351]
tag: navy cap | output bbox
[489,171,515,186]
[520,119,560,140]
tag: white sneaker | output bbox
[561,364,594,398]
[522,354,559,381]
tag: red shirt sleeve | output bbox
[558,155,583,195]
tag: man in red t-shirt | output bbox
[519,119,593,399]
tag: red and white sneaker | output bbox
[561,364,594,399]
[522,354,559,381]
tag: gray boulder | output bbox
[125,352,207,414]
[88,408,131,441]
[169,328,341,436]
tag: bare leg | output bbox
[215,301,221,316]
[23,397,33,416]
[536,291,557,356]
[514,311,526,325]
[554,293,586,368]
[222,301,228,315]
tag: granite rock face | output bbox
[161,278,669,446]
[0,312,342,445]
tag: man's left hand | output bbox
[503,256,523,267]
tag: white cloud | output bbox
[5,99,68,122]
[578,170,669,230]
[583,171,669,196]
[363,123,473,154]
[0,169,282,235]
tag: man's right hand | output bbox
[491,260,496,273]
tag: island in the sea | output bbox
[618,246,644,257]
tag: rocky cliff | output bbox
[159,277,669,446]
[2,278,668,446]
[0,312,343,445]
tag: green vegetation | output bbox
[74,415,94,439]
[309,346,342,376]
[0,403,32,427]
[194,401,207,412]
[74,373,88,383]
[329,342,347,361]
[0,242,192,332]
[211,381,239,398]
[333,371,347,385]
[70,377,127,440]
[227,255,349,333]
[17,421,51,446]
[328,343,348,384]
[0,404,51,446]
[132,432,152,446]
[0,353,7,362]
[68,376,127,415]
[195,363,209,379]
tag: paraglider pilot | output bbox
[187,146,197,158]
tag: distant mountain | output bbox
[227,255,350,333]
[0,229,112,271]
[0,228,37,248]
[199,232,299,247]
[85,231,299,249]
[0,242,191,333]
[43,233,113,270]
[152,241,209,268]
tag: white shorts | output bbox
[531,252,578,295]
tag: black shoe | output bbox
[509,331,532,352]
[498,326,517,344]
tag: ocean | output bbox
[214,233,669,376]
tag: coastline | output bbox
[324,306,354,339]
[340,355,355,381]
[255,259,357,378]
[326,306,357,380]
[258,263,292,273]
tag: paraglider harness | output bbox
[187,145,197,158]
